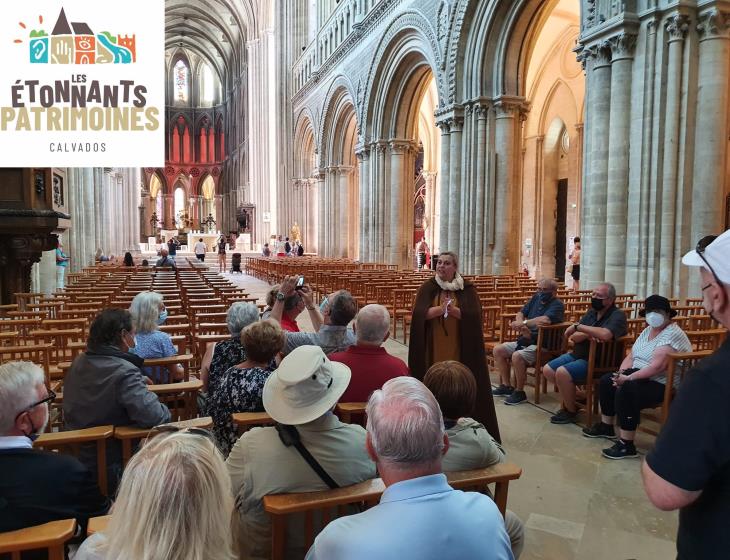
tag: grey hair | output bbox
[160,247,169,256]
[599,282,617,300]
[0,362,45,435]
[226,302,259,335]
[366,377,445,469]
[538,277,558,291]
[437,251,459,269]
[355,304,390,344]
[130,291,163,333]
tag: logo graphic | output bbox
[15,8,136,65]
[0,0,164,167]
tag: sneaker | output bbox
[550,409,578,424]
[504,390,527,406]
[492,384,514,397]
[582,422,617,439]
[602,439,638,460]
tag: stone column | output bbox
[389,141,411,266]
[447,117,463,255]
[437,121,451,254]
[690,8,730,294]
[605,33,637,293]
[338,166,353,257]
[372,142,387,261]
[82,168,95,267]
[214,195,223,233]
[316,170,326,256]
[574,123,584,233]
[356,146,370,261]
[493,99,522,275]
[474,104,488,273]
[163,194,174,229]
[584,43,612,288]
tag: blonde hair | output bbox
[129,291,163,333]
[102,432,237,560]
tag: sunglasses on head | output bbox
[697,235,720,289]
[152,424,215,443]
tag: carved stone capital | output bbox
[609,33,637,60]
[592,41,613,68]
[697,9,730,40]
[665,13,690,42]
[494,97,527,119]
[389,140,416,154]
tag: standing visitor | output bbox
[217,234,227,273]
[55,241,70,289]
[194,238,207,262]
[569,237,581,291]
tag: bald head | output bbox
[355,304,391,346]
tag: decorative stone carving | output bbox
[52,173,64,208]
[437,1,452,56]
[609,32,637,60]
[665,13,690,42]
[697,9,730,39]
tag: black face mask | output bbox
[591,297,605,311]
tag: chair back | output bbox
[0,519,76,560]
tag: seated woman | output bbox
[122,252,134,267]
[209,320,285,455]
[129,291,182,383]
[75,430,237,560]
[200,302,259,396]
[583,295,692,459]
[424,360,524,559]
[63,309,170,493]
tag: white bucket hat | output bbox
[263,345,351,425]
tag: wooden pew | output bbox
[263,463,523,560]
[114,416,213,465]
[232,411,275,434]
[0,519,76,560]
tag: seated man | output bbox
[492,278,565,405]
[226,346,376,560]
[306,377,513,560]
[0,361,110,532]
[272,275,358,355]
[542,282,628,424]
[155,247,176,269]
[425,360,524,558]
[330,304,409,403]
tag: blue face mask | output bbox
[319,296,329,314]
[157,309,168,325]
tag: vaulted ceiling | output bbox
[165,0,260,87]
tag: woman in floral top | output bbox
[209,320,285,455]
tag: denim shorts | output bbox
[546,353,589,383]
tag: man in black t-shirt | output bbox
[643,230,730,560]
[542,282,627,424]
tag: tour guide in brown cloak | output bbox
[408,276,501,442]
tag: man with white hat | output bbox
[642,230,730,560]
[226,345,376,560]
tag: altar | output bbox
[189,231,223,252]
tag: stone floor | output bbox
[224,271,680,560]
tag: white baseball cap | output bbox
[681,229,730,285]
[262,345,351,425]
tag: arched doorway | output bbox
[520,0,584,281]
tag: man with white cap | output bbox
[226,345,376,560]
[642,230,730,560]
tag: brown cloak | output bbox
[408,277,501,442]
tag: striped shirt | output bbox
[632,323,691,386]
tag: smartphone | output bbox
[295,276,305,290]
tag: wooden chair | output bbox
[34,425,114,495]
[335,402,367,424]
[686,329,727,351]
[584,337,631,427]
[640,350,713,436]
[149,379,202,421]
[142,353,194,383]
[114,416,213,465]
[0,519,76,560]
[530,323,570,403]
[0,344,52,385]
[231,411,275,434]
[263,463,523,560]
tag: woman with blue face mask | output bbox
[583,295,692,459]
[128,291,183,383]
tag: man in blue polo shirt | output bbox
[492,278,565,405]
[306,377,513,560]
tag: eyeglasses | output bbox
[14,388,56,422]
[697,235,720,286]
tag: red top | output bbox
[330,345,410,403]
[280,315,300,332]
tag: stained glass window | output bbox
[174,60,189,105]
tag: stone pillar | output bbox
[437,121,451,254]
[82,169,95,267]
[163,194,174,229]
[493,99,522,275]
[584,44,612,288]
[605,33,637,293]
[574,123,584,233]
[338,166,353,257]
[214,195,223,233]
[388,142,407,265]
[690,8,730,294]
[356,146,370,261]
[316,170,326,256]
[447,117,463,255]
[474,104,489,273]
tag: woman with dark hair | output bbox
[63,308,171,492]
[408,251,500,441]
[424,361,524,558]
[123,252,134,267]
[217,235,227,273]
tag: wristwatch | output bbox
[522,319,528,327]
[276,292,286,301]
